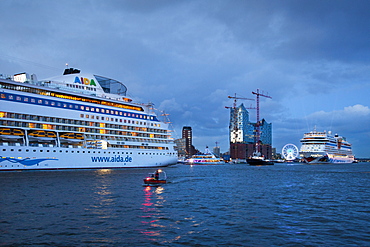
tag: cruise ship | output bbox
[0,68,178,170]
[299,128,355,164]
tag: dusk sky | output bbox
[1,0,369,157]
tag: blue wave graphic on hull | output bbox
[0,157,58,166]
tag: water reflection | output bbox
[84,169,115,220]
[139,186,166,239]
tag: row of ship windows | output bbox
[79,114,161,127]
[2,148,175,155]
[0,121,169,139]
[0,82,140,110]
[66,83,97,91]
[1,111,167,134]
[0,92,154,121]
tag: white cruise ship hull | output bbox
[301,153,355,164]
[0,146,178,170]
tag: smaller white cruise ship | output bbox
[299,128,355,164]
[185,147,224,165]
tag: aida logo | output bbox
[74,76,97,86]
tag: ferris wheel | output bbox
[282,144,299,161]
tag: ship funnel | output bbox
[63,68,81,75]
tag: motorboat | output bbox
[143,169,167,184]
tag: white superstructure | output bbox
[185,147,224,165]
[299,128,355,164]
[0,68,178,170]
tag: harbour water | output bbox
[1,163,369,246]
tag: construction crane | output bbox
[226,93,254,110]
[252,89,272,145]
[225,93,254,143]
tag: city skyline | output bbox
[1,0,369,157]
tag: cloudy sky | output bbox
[1,0,370,157]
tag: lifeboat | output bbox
[143,169,167,185]
[28,130,57,142]
[59,132,84,143]
[0,128,25,140]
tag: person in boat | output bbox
[154,170,159,180]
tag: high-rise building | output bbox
[228,104,272,159]
[182,126,195,157]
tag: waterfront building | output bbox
[182,126,196,157]
[228,104,272,160]
[229,104,254,143]
[174,138,186,158]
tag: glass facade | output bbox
[229,104,272,145]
